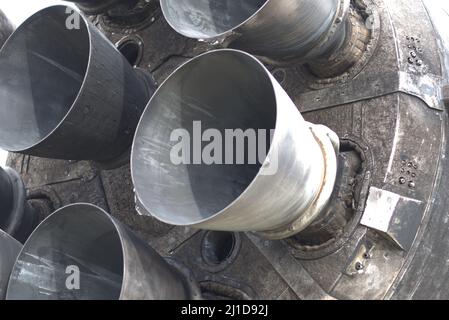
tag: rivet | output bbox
[355,262,365,271]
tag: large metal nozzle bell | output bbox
[0,230,22,300]
[160,0,349,63]
[6,203,199,300]
[131,49,339,239]
[0,166,40,243]
[0,5,155,164]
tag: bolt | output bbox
[410,51,417,58]
[409,181,416,189]
[399,177,406,184]
[416,59,423,66]
[355,262,364,271]
[408,57,414,64]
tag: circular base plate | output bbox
[255,125,339,240]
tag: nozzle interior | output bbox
[161,0,268,39]
[0,6,89,152]
[132,50,276,226]
[7,205,124,300]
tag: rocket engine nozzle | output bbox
[6,203,199,300]
[0,230,21,300]
[0,6,155,164]
[131,49,339,239]
[0,167,40,243]
[160,0,352,64]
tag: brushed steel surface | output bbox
[6,203,196,300]
[131,49,336,236]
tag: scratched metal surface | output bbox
[7,0,449,299]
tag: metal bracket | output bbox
[297,71,445,113]
[360,187,425,251]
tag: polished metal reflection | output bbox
[0,5,153,162]
[0,230,22,300]
[131,49,337,237]
[161,0,347,61]
[6,203,195,300]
